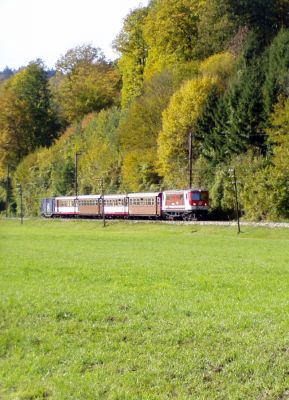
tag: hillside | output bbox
[1,0,289,220]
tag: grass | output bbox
[0,219,289,400]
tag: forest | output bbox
[0,0,289,220]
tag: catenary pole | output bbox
[17,184,23,225]
[229,168,241,234]
[6,165,10,218]
[189,132,192,189]
[75,152,80,197]
[101,178,106,228]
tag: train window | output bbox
[192,192,201,201]
[165,194,184,205]
[201,192,208,201]
[59,200,74,207]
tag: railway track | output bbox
[123,220,289,229]
[49,217,289,229]
[6,217,289,229]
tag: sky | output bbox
[0,0,149,71]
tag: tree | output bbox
[228,0,289,41]
[196,0,237,59]
[143,0,201,78]
[55,44,105,74]
[268,97,289,170]
[53,45,121,124]
[199,37,267,162]
[157,75,220,187]
[0,60,59,175]
[263,28,289,117]
[118,70,175,190]
[113,7,149,108]
[0,66,14,83]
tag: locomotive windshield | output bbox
[192,192,208,201]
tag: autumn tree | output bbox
[196,0,237,59]
[0,60,59,175]
[143,0,201,79]
[265,97,289,218]
[119,70,176,190]
[53,44,121,124]
[157,75,221,187]
[113,7,149,108]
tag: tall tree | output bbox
[113,7,149,108]
[228,0,289,40]
[143,0,201,78]
[196,0,237,59]
[119,70,175,190]
[0,60,59,174]
[263,28,289,117]
[157,75,220,187]
[53,44,121,124]
[55,44,105,74]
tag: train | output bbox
[40,188,209,220]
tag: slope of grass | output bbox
[0,220,289,399]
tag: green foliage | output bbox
[196,0,237,58]
[0,60,59,176]
[228,0,289,40]
[263,28,289,116]
[198,43,267,163]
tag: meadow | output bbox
[0,219,289,400]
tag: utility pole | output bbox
[96,177,106,228]
[75,152,81,197]
[6,165,10,218]
[17,184,23,225]
[101,177,106,228]
[229,168,240,234]
[189,131,192,189]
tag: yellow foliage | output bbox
[121,150,157,192]
[118,55,144,108]
[267,97,289,173]
[143,50,178,81]
[199,52,235,80]
[157,75,220,185]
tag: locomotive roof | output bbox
[163,188,206,193]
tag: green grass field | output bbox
[0,220,289,400]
